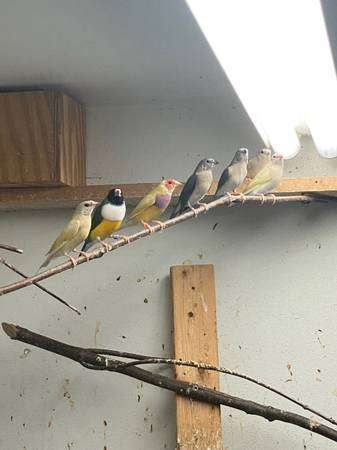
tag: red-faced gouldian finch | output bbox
[39,200,98,270]
[247,148,272,179]
[170,158,219,218]
[244,154,284,196]
[82,188,126,251]
[215,148,248,196]
[127,179,182,232]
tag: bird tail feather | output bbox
[38,254,52,272]
[81,239,91,252]
[170,202,181,219]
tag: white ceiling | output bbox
[0,0,238,106]
[0,1,335,111]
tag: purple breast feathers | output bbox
[155,193,172,210]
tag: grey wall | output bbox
[86,103,337,185]
[1,102,337,449]
[1,0,337,448]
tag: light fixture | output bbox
[186,0,337,158]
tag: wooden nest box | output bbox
[0,90,85,187]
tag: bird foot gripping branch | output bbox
[112,234,131,244]
[236,193,246,206]
[189,205,199,217]
[141,221,156,234]
[152,220,166,231]
[74,249,91,262]
[269,194,277,206]
[97,238,112,253]
[196,202,209,213]
[226,192,235,207]
[258,194,266,205]
[224,193,247,207]
[65,254,78,269]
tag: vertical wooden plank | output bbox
[56,92,86,187]
[170,264,222,450]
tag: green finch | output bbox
[39,200,97,270]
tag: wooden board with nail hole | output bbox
[170,264,222,450]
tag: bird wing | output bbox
[247,157,258,178]
[81,203,103,251]
[244,164,271,194]
[177,173,196,209]
[128,189,157,221]
[89,201,104,231]
[170,174,196,218]
[216,166,231,194]
[46,219,81,256]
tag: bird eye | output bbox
[84,202,90,207]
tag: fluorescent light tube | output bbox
[186,0,337,158]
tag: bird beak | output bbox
[91,201,99,206]
[214,160,219,165]
[172,179,183,186]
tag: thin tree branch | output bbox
[87,347,154,360]
[2,323,337,443]
[0,258,80,315]
[82,348,337,426]
[119,357,337,427]
[0,193,325,297]
[0,244,23,254]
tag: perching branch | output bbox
[78,346,337,427]
[0,193,325,297]
[3,323,337,443]
[0,244,23,254]
[0,258,80,315]
[79,344,337,426]
[119,357,337,427]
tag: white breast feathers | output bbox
[101,203,126,221]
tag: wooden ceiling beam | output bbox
[0,176,337,210]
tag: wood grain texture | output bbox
[0,91,55,186]
[56,92,86,186]
[236,175,337,194]
[0,90,85,187]
[170,264,222,450]
[0,183,155,210]
[0,177,336,210]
